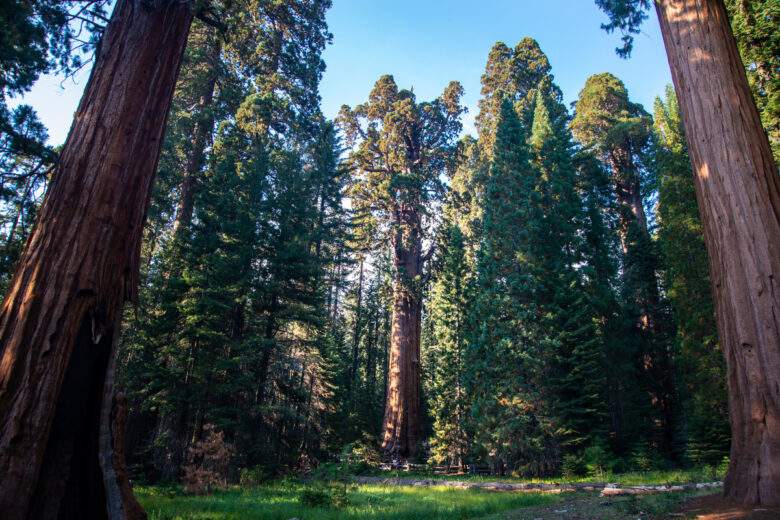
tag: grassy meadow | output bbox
[134,466,726,519]
[136,482,560,520]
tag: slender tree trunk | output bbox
[0,1,193,518]
[348,258,365,394]
[655,0,780,506]
[256,300,278,408]
[381,205,423,459]
[366,309,378,403]
[3,177,34,252]
[171,34,221,238]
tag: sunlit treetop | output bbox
[338,75,464,214]
[570,72,651,161]
[476,38,566,154]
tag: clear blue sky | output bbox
[12,0,672,145]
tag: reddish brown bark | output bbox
[655,0,780,506]
[0,1,193,518]
[381,205,423,459]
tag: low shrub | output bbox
[340,438,382,475]
[583,442,615,478]
[561,453,586,478]
[298,483,350,509]
[239,465,270,487]
[181,423,232,495]
[629,442,654,472]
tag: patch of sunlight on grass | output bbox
[136,483,559,520]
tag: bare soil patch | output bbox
[677,494,780,520]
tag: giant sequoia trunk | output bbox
[655,0,780,506]
[608,142,678,455]
[381,205,423,459]
[0,1,193,518]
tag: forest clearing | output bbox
[0,0,778,519]
[133,482,715,520]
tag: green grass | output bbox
[365,466,724,486]
[136,482,560,520]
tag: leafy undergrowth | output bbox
[366,467,725,486]
[135,482,560,520]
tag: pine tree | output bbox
[530,86,610,453]
[476,38,566,154]
[468,98,557,475]
[574,152,647,456]
[119,0,337,481]
[426,225,472,468]
[572,73,679,460]
[0,107,54,294]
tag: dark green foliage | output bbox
[0,0,740,492]
[725,0,780,163]
[594,0,650,57]
[0,1,106,96]
[468,98,554,474]
[435,40,621,477]
[0,106,54,293]
[572,72,680,461]
[125,113,347,477]
[118,0,341,483]
[299,484,349,509]
[426,225,472,467]
[529,86,611,453]
[476,38,567,153]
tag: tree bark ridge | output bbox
[0,1,194,517]
[655,0,780,506]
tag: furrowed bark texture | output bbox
[0,1,194,518]
[655,0,780,506]
[382,206,423,459]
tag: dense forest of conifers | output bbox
[0,0,778,518]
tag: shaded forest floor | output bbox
[488,491,780,520]
[485,490,707,519]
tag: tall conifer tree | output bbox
[339,76,464,459]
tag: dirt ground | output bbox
[482,491,780,519]
[677,494,780,520]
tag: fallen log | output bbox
[599,482,723,497]
[352,476,722,496]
